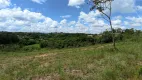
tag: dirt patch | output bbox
[71,70,84,77]
[96,46,104,49]
[31,74,60,80]
[31,76,52,80]
[82,48,94,51]
[81,45,105,51]
[137,61,142,66]
[35,53,57,58]
[87,64,95,69]
[0,64,5,69]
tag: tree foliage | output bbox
[0,29,139,51]
[0,32,19,44]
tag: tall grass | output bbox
[0,41,142,80]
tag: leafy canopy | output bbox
[90,0,114,12]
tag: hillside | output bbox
[0,41,142,80]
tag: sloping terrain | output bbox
[0,42,142,80]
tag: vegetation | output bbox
[0,28,142,80]
[0,33,142,80]
[0,28,125,51]
[0,32,19,44]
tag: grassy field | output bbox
[0,41,142,80]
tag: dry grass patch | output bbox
[31,74,60,80]
[34,53,57,58]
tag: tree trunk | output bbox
[109,1,116,49]
[109,18,116,49]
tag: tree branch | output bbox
[101,11,110,19]
[100,13,110,22]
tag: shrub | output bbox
[101,31,112,43]
[139,67,142,76]
[40,37,95,49]
[19,39,36,45]
[0,44,20,52]
[22,44,40,51]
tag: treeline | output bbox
[0,28,141,51]
[0,32,19,44]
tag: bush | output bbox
[139,67,142,76]
[40,41,49,48]
[40,40,64,49]
[0,44,20,52]
[101,31,112,43]
[19,39,36,45]
[40,37,95,49]
[22,44,40,51]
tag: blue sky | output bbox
[0,0,142,34]
[11,0,90,21]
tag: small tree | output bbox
[89,0,116,48]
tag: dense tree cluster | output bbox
[40,34,95,48]
[0,32,19,44]
[0,28,141,51]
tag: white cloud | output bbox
[75,6,80,9]
[79,11,100,24]
[31,0,47,4]
[0,7,45,22]
[126,17,142,23]
[75,22,88,33]
[0,2,142,34]
[0,0,11,9]
[0,7,89,33]
[68,0,85,8]
[79,11,105,27]
[0,7,58,32]
[69,21,76,25]
[113,16,123,20]
[77,11,109,33]
[60,15,72,18]
[1,7,141,34]
[112,19,122,25]
[112,0,135,13]
[90,0,136,13]
[60,19,67,28]
[78,11,127,32]
[125,16,142,27]
[137,6,142,9]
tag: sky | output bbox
[0,0,142,34]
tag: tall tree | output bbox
[89,0,116,48]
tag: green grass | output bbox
[0,41,142,80]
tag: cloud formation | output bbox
[0,0,11,9]
[31,0,47,4]
[0,7,58,32]
[0,0,142,34]
[68,0,85,8]
[112,0,135,13]
[0,6,141,34]
[60,15,72,18]
[125,16,142,27]
[68,0,138,13]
